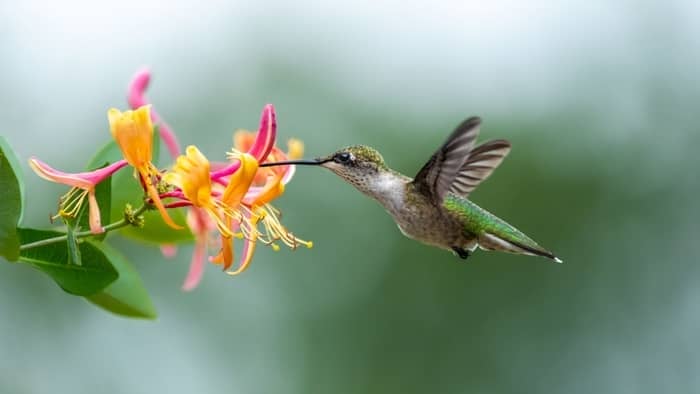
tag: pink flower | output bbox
[126,69,310,289]
[28,158,128,233]
[182,207,215,291]
[162,105,310,287]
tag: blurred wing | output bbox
[413,117,481,201]
[448,139,511,197]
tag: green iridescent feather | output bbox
[442,193,543,252]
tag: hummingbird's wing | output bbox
[413,117,481,201]
[448,139,511,197]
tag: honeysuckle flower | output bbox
[212,106,310,275]
[159,104,310,277]
[25,68,314,294]
[164,149,258,288]
[121,101,310,288]
[236,151,312,274]
[161,108,287,285]
[233,130,304,190]
[126,69,190,265]
[28,158,128,233]
[163,145,233,236]
[208,104,277,184]
[125,69,242,288]
[108,105,182,230]
[127,68,181,159]
[216,155,312,276]
[210,152,260,271]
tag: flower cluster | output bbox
[28,70,311,290]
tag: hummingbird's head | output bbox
[258,145,391,195]
[315,145,388,191]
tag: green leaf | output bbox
[18,228,118,296]
[0,137,24,261]
[87,242,157,319]
[86,130,192,244]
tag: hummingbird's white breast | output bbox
[366,171,408,214]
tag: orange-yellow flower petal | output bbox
[226,223,258,275]
[165,146,212,207]
[108,105,181,230]
[233,130,255,152]
[221,153,259,208]
[108,106,154,169]
[213,114,310,274]
[164,145,232,236]
[243,172,284,206]
[211,152,259,270]
[140,167,182,229]
[211,229,234,269]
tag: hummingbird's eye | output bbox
[335,152,353,163]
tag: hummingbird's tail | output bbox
[478,232,563,263]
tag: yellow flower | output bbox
[234,130,311,261]
[210,152,260,271]
[164,145,233,237]
[165,105,311,277]
[244,159,312,254]
[108,105,182,229]
[221,143,311,276]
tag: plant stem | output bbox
[19,205,149,251]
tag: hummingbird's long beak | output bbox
[259,158,326,167]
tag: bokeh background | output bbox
[1,1,699,393]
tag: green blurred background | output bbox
[1,1,699,393]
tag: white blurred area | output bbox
[2,0,699,146]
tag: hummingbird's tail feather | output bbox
[478,232,563,263]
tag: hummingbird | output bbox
[262,117,562,263]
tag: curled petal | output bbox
[221,153,259,208]
[86,190,103,234]
[29,158,128,189]
[182,208,213,291]
[210,160,241,181]
[212,154,259,270]
[226,210,260,276]
[243,172,284,206]
[227,237,256,276]
[127,68,151,109]
[108,106,154,168]
[233,130,255,152]
[247,104,276,162]
[109,106,182,229]
[164,145,213,207]
[280,165,296,186]
[29,158,128,235]
[211,231,234,270]
[127,68,181,158]
[275,140,303,185]
[183,241,206,291]
[139,166,183,230]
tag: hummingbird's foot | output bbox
[451,247,471,260]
